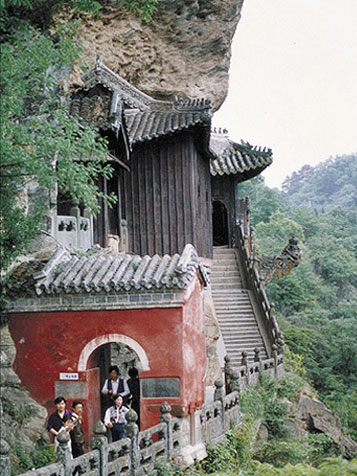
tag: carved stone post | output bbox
[56,431,72,476]
[254,347,263,373]
[0,439,11,476]
[160,401,173,460]
[125,409,140,476]
[241,351,249,386]
[91,421,108,476]
[272,344,278,378]
[224,355,233,395]
[230,368,240,394]
[277,331,285,354]
[214,378,225,431]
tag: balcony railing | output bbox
[53,207,93,250]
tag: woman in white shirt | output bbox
[104,395,129,441]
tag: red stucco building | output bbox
[8,245,208,444]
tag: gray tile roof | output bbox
[209,131,273,178]
[7,244,208,297]
[124,109,210,144]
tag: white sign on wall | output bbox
[59,372,79,381]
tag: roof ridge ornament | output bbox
[211,126,229,136]
[95,53,102,72]
[173,95,211,111]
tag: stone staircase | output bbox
[211,247,268,366]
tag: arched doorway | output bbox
[212,200,229,246]
[78,334,149,432]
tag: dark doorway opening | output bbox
[89,343,141,428]
[212,201,229,246]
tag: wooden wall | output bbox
[121,132,213,258]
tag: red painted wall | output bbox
[8,277,206,442]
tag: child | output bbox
[55,415,74,458]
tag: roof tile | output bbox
[7,245,208,298]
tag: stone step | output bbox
[211,276,242,282]
[220,324,259,330]
[215,308,254,314]
[212,258,237,264]
[211,272,241,279]
[223,336,260,347]
[213,249,236,255]
[211,290,249,295]
[212,297,250,302]
[211,263,238,269]
[219,322,259,328]
[211,283,242,289]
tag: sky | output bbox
[212,0,357,189]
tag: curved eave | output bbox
[210,139,273,180]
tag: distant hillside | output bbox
[281,154,357,212]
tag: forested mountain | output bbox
[281,154,357,211]
[238,153,357,441]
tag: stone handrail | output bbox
[201,380,241,443]
[224,350,285,396]
[10,404,182,476]
[234,199,284,356]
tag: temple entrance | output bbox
[212,201,229,246]
[97,342,142,420]
[78,334,149,434]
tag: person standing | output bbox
[47,396,72,439]
[70,401,85,458]
[104,395,129,441]
[127,367,140,429]
[101,365,130,406]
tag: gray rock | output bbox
[61,0,245,112]
[0,326,49,459]
[296,393,357,458]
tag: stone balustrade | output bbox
[224,349,284,395]
[4,381,244,476]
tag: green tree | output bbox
[237,176,284,227]
[0,25,115,274]
[255,210,305,255]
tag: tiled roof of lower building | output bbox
[7,244,207,297]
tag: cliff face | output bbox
[68,0,244,111]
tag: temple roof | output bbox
[7,244,208,297]
[124,109,210,145]
[209,129,273,180]
[70,59,272,180]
